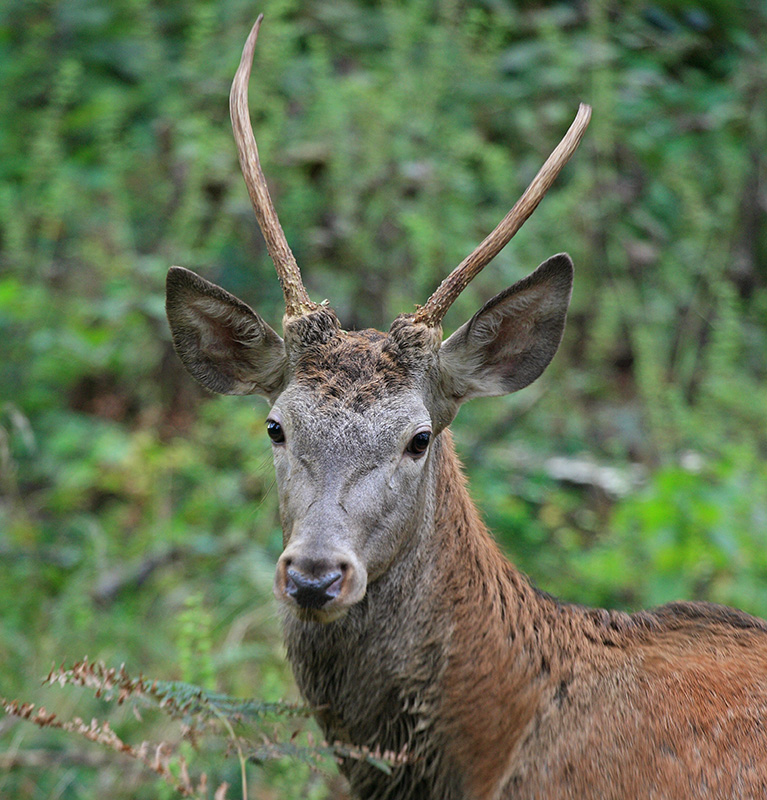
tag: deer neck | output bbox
[427,430,568,796]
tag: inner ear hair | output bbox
[438,253,574,403]
[166,266,287,398]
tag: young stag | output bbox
[166,16,767,800]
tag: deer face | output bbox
[269,379,435,622]
[265,317,445,622]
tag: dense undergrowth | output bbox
[1,0,766,797]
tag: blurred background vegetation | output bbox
[1,0,765,796]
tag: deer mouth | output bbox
[287,603,354,625]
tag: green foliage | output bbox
[579,446,767,612]
[1,0,766,796]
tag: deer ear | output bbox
[437,253,573,403]
[166,266,288,399]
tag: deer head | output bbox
[166,16,590,623]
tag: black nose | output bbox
[286,568,343,610]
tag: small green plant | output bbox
[177,593,217,692]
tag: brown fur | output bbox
[290,318,441,412]
[428,435,767,799]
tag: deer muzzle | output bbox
[274,550,367,622]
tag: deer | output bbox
[165,16,767,800]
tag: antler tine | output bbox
[413,103,592,327]
[230,15,318,318]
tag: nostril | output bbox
[325,572,343,596]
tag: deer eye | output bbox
[266,419,285,444]
[406,430,431,457]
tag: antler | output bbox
[230,15,318,318]
[413,103,592,327]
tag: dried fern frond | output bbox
[2,658,406,798]
[1,696,221,798]
[43,658,310,722]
